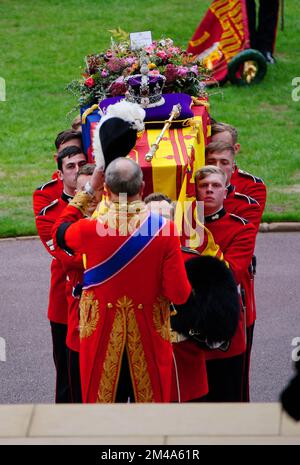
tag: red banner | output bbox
[187,0,250,82]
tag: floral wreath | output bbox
[67,34,210,108]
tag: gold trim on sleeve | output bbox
[153,295,171,342]
[79,290,100,339]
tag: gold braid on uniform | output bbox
[69,191,95,216]
[94,199,149,235]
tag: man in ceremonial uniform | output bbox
[64,163,103,402]
[210,122,267,214]
[35,146,87,402]
[33,129,83,216]
[246,0,279,63]
[205,141,261,399]
[195,166,256,401]
[207,131,266,399]
[54,158,192,403]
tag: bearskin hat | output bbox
[171,255,240,348]
[93,100,145,169]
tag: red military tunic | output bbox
[171,248,208,402]
[224,184,262,232]
[35,192,82,324]
[225,186,262,327]
[33,174,63,217]
[53,198,192,403]
[65,269,83,352]
[231,166,267,214]
[198,208,257,360]
[224,185,262,327]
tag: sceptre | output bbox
[145,103,182,162]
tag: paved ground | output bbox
[0,233,299,403]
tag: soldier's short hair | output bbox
[144,192,175,220]
[75,163,95,181]
[57,146,87,171]
[211,122,238,144]
[194,165,227,186]
[144,192,172,204]
[205,141,235,158]
[55,129,82,150]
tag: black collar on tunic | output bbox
[61,191,73,203]
[226,183,235,196]
[205,207,226,223]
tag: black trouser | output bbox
[205,353,245,402]
[50,321,71,403]
[68,348,82,403]
[242,324,255,402]
[115,350,135,403]
[246,0,279,52]
[187,396,207,403]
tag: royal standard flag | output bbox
[187,0,250,82]
[81,104,209,202]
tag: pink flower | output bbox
[105,50,113,58]
[125,57,136,66]
[145,43,156,54]
[85,77,95,88]
[101,69,108,78]
[176,66,189,77]
[164,64,177,82]
[149,69,160,76]
[167,46,180,57]
[108,76,127,96]
[156,50,168,61]
[107,57,126,73]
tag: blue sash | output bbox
[83,213,166,289]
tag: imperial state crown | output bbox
[124,57,166,108]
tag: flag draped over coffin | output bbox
[81,104,209,202]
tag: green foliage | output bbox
[0,0,299,237]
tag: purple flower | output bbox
[190,65,199,76]
[125,57,137,66]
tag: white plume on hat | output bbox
[92,100,146,169]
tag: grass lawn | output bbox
[0,0,299,237]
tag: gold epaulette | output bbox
[69,191,93,216]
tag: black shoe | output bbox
[261,50,276,64]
